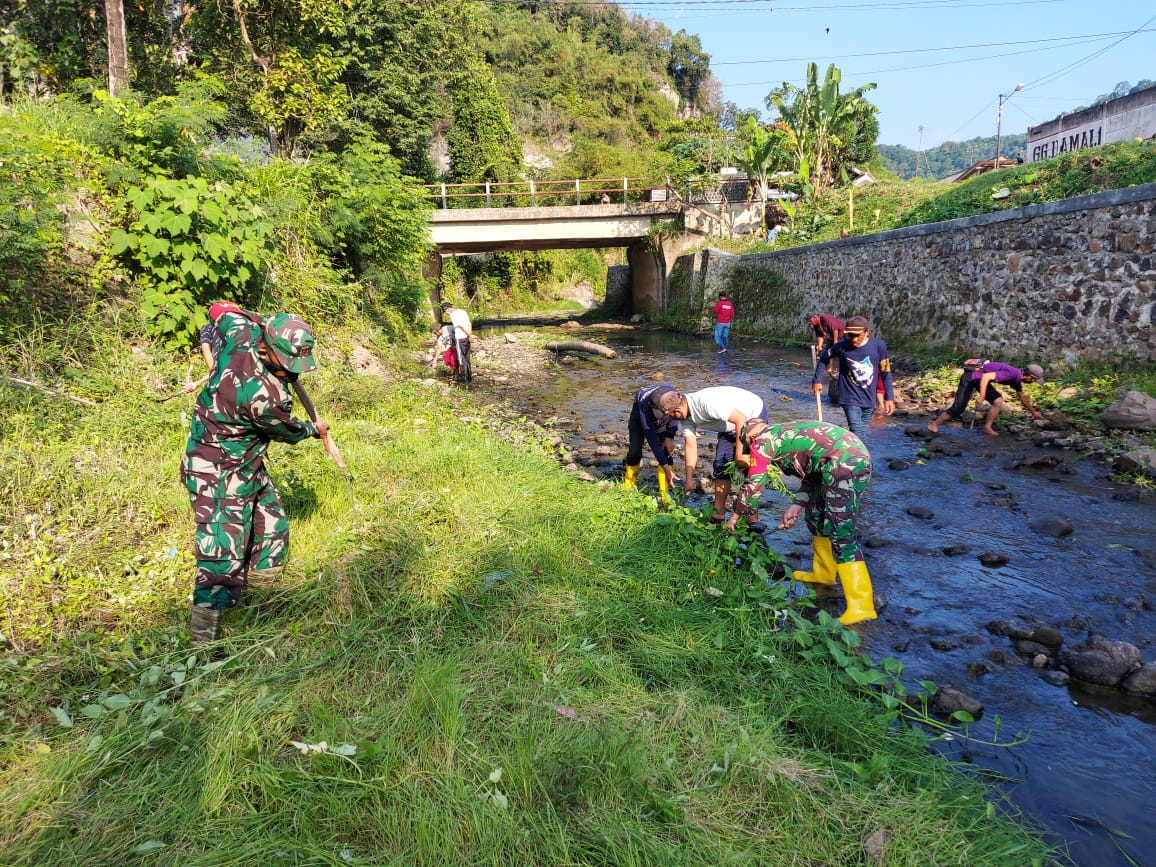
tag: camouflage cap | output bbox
[262,313,317,374]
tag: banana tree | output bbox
[735,117,791,231]
[766,63,877,197]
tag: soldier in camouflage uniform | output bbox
[181,310,330,644]
[727,419,877,625]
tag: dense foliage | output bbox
[878,134,1027,181]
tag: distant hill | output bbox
[878,135,1025,181]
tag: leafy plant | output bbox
[109,175,273,346]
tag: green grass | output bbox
[0,318,1053,865]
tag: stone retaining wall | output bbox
[677,183,1156,360]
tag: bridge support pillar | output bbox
[627,240,663,317]
[423,251,444,317]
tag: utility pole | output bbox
[995,83,1024,172]
[915,125,924,179]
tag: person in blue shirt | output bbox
[622,383,681,504]
[812,316,894,438]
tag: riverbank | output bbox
[0,326,1053,864]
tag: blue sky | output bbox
[621,0,1156,149]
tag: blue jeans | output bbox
[714,322,730,351]
[840,404,875,439]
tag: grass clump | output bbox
[0,325,1054,865]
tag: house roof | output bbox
[947,155,1019,182]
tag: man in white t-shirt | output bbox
[438,301,473,382]
[658,386,767,524]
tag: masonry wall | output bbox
[678,183,1156,360]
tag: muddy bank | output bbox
[419,321,1156,867]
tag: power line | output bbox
[1020,12,1156,94]
[710,30,1155,66]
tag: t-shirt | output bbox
[198,321,224,356]
[811,314,844,342]
[633,383,679,466]
[448,307,471,338]
[713,298,735,324]
[681,386,764,436]
[970,361,1024,391]
[815,336,894,408]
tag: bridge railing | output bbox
[424,177,673,209]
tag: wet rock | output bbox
[1031,625,1064,648]
[1115,447,1156,475]
[978,551,1009,567]
[941,544,970,557]
[1100,390,1156,431]
[1032,653,1049,668]
[1112,489,1141,502]
[1013,638,1053,657]
[904,425,935,440]
[892,639,910,653]
[986,482,1007,490]
[1058,635,1142,686]
[1121,664,1156,698]
[1029,516,1074,537]
[1122,595,1149,612]
[594,433,618,445]
[941,445,963,458]
[594,445,613,456]
[1036,413,1069,432]
[930,637,961,652]
[1041,670,1071,687]
[906,505,934,519]
[1017,454,1063,468]
[985,620,1011,637]
[888,459,910,471]
[987,648,1026,667]
[931,685,983,719]
[863,535,890,549]
[652,371,665,381]
[965,661,993,680]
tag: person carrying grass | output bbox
[728,419,877,626]
[658,386,766,524]
[181,309,333,644]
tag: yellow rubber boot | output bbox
[656,469,672,505]
[792,536,837,585]
[835,560,877,626]
[622,464,640,489]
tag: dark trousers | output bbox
[945,373,1002,419]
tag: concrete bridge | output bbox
[426,200,687,314]
[424,177,766,315]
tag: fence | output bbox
[424,177,670,209]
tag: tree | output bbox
[666,30,710,115]
[766,62,878,196]
[446,59,521,185]
[104,0,128,96]
[735,116,791,229]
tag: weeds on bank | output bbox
[0,342,1052,864]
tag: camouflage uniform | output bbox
[181,311,318,610]
[733,421,872,564]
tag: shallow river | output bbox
[476,323,1156,866]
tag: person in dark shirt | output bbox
[181,301,244,395]
[928,359,1045,436]
[622,383,681,504]
[812,316,894,438]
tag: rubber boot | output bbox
[656,469,672,505]
[622,464,640,489]
[190,604,221,645]
[835,560,877,626]
[792,536,837,586]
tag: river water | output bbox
[476,323,1156,866]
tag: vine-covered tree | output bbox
[666,29,710,115]
[447,58,521,185]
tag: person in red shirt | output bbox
[713,292,735,353]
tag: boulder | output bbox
[1058,635,1142,686]
[1121,663,1156,699]
[1100,390,1156,431]
[1029,516,1074,537]
[1114,446,1156,475]
[931,685,983,718]
[978,551,1009,567]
